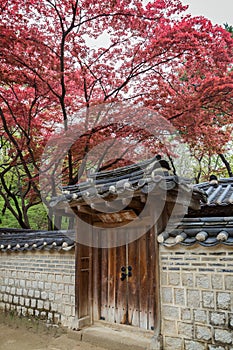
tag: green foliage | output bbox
[0,197,20,228]
[224,23,233,37]
[0,197,48,229]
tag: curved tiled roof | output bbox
[0,228,75,253]
[159,178,233,246]
[195,177,233,206]
[50,157,205,208]
[158,216,233,247]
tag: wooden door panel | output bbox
[128,238,140,326]
[98,227,156,330]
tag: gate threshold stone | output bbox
[69,322,154,350]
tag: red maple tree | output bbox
[0,0,232,228]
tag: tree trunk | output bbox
[218,153,233,177]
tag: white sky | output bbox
[182,0,233,25]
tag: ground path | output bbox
[0,323,106,350]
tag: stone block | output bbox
[44,301,50,310]
[195,325,212,341]
[31,299,37,308]
[37,300,44,309]
[208,346,225,350]
[162,287,173,304]
[58,284,63,291]
[164,336,183,350]
[211,275,223,290]
[35,290,40,298]
[194,310,207,324]
[10,287,16,295]
[52,283,58,291]
[16,288,23,296]
[26,281,31,288]
[13,296,18,304]
[48,274,55,282]
[161,272,168,286]
[19,280,26,288]
[45,282,51,290]
[38,281,44,290]
[202,291,214,309]
[175,288,185,305]
[162,319,177,336]
[168,272,180,286]
[41,291,48,300]
[55,275,62,282]
[28,289,34,298]
[217,292,231,310]
[69,285,75,295]
[49,293,55,301]
[187,290,200,308]
[184,340,205,350]
[163,305,180,319]
[225,276,233,290]
[32,281,38,289]
[214,328,232,344]
[209,312,226,326]
[8,279,14,286]
[63,275,71,283]
[178,322,193,338]
[181,308,192,321]
[196,275,210,289]
[25,298,30,307]
[19,297,25,306]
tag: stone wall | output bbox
[0,250,76,327]
[160,245,233,350]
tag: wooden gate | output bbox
[99,227,156,330]
[76,226,157,330]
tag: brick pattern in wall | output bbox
[160,246,233,350]
[0,251,75,327]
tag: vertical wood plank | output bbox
[115,238,127,324]
[77,244,90,318]
[107,245,116,323]
[147,226,156,330]
[100,247,108,320]
[139,232,149,329]
[92,247,101,321]
[128,234,140,326]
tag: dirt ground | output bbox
[0,320,106,350]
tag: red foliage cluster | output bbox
[0,0,232,227]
